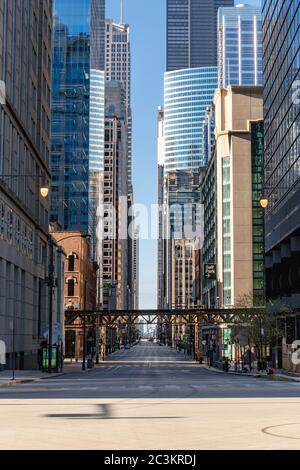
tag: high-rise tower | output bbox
[51,0,105,261]
[218,4,263,88]
[166,0,234,71]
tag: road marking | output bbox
[80,387,98,391]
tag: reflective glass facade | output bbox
[164,67,218,171]
[218,5,263,88]
[251,122,265,306]
[263,0,300,212]
[51,0,105,238]
[263,0,300,308]
[167,0,234,71]
[202,157,217,308]
[202,104,215,165]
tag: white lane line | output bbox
[80,387,98,391]
[106,386,128,390]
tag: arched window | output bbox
[68,255,75,272]
[67,279,75,297]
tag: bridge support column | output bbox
[172,317,177,349]
[194,316,199,361]
[101,320,107,360]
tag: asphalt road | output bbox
[1,342,300,450]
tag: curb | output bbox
[202,365,300,382]
[0,379,36,387]
[201,365,266,378]
[268,374,300,383]
[0,366,97,388]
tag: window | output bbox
[68,255,75,272]
[67,279,75,297]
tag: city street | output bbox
[0,342,300,450]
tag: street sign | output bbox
[204,264,217,280]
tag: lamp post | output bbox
[0,173,50,199]
[259,186,291,209]
[10,319,16,381]
[47,235,55,373]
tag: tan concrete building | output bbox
[214,86,264,307]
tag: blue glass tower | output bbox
[262,0,300,307]
[218,4,263,88]
[164,67,218,172]
[51,0,105,243]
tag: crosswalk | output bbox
[86,382,300,391]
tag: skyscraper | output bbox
[164,67,218,172]
[105,11,137,310]
[166,0,234,71]
[0,0,53,368]
[51,0,105,260]
[103,82,128,310]
[105,19,132,187]
[218,4,263,88]
[213,86,264,307]
[164,170,204,309]
[262,0,300,307]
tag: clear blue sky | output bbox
[106,0,262,309]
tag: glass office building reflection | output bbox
[164,67,218,172]
[218,4,263,88]
[262,0,300,306]
[51,0,105,248]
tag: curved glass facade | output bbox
[164,67,218,171]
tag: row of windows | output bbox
[0,199,34,260]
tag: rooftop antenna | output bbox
[120,0,124,24]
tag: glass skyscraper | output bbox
[166,0,234,71]
[262,0,300,307]
[51,0,105,253]
[218,4,263,88]
[164,67,218,172]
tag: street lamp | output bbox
[0,173,50,199]
[259,186,291,209]
[259,194,269,209]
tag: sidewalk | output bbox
[201,364,300,382]
[0,363,96,387]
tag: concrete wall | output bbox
[214,86,263,307]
